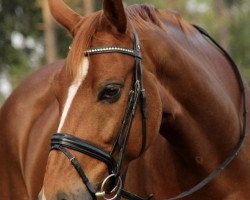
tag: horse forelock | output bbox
[66,12,102,78]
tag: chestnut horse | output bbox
[0,0,249,200]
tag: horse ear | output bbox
[48,0,82,35]
[103,0,127,33]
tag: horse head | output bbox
[41,0,163,199]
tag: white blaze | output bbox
[57,57,89,132]
[42,190,46,200]
[38,188,47,200]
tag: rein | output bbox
[50,25,248,200]
[165,25,248,200]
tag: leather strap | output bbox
[133,30,147,156]
[120,190,153,200]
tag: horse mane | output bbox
[66,11,103,78]
[126,4,165,30]
[67,4,191,78]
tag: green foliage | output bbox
[230,0,250,83]
[125,0,167,8]
[56,27,72,59]
[0,0,43,88]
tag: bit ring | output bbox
[96,174,122,200]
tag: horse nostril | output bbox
[57,193,70,200]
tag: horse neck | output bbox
[147,28,250,196]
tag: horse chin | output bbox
[69,190,93,200]
[72,189,93,200]
[38,187,93,200]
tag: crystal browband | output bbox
[84,46,141,58]
[84,46,134,54]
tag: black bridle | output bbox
[51,29,152,200]
[50,26,248,200]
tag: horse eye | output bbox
[98,84,123,103]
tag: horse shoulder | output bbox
[0,59,64,200]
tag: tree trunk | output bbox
[214,0,230,51]
[83,0,94,15]
[41,0,57,63]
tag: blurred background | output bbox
[0,0,249,104]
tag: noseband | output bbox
[51,29,152,200]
